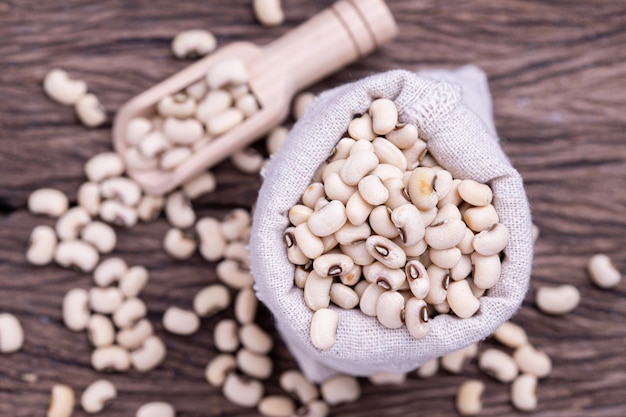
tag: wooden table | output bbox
[1,1,625,416]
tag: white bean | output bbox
[511,374,538,412]
[0,313,24,353]
[535,284,580,315]
[130,335,167,373]
[84,152,125,183]
[172,29,217,59]
[43,69,87,106]
[47,384,75,417]
[455,379,484,416]
[205,353,236,387]
[26,225,57,266]
[320,374,361,406]
[194,284,231,317]
[588,253,622,289]
[62,288,90,331]
[75,93,106,128]
[55,240,99,272]
[81,221,116,254]
[28,188,69,217]
[162,307,200,335]
[81,379,116,413]
[136,402,176,417]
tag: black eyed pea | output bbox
[77,182,101,217]
[234,287,258,324]
[313,253,354,277]
[136,402,176,417]
[588,253,622,289]
[339,148,379,186]
[171,29,217,59]
[88,287,123,315]
[258,395,296,417]
[196,217,226,262]
[0,313,24,353]
[301,182,326,209]
[28,188,69,217]
[376,290,405,329]
[458,179,493,207]
[162,307,200,336]
[235,93,260,117]
[116,319,153,350]
[401,137,428,169]
[125,117,152,146]
[81,221,116,254]
[447,279,480,319]
[437,178,463,208]
[99,200,138,227]
[424,264,450,305]
[163,228,197,260]
[511,374,538,412]
[138,131,169,158]
[165,191,195,230]
[294,223,325,260]
[221,208,251,241]
[424,218,467,250]
[339,241,375,266]
[382,177,411,210]
[396,237,428,257]
[334,221,371,245]
[471,252,501,289]
[368,371,407,386]
[429,247,462,269]
[216,259,254,289]
[457,227,475,255]
[119,265,149,298]
[468,278,486,298]
[196,89,232,122]
[328,137,355,163]
[206,59,249,90]
[433,300,451,314]
[478,348,519,383]
[433,202,462,225]
[84,152,125,183]
[194,284,231,317]
[55,240,100,272]
[185,78,208,100]
[307,200,347,237]
[91,345,131,372]
[62,288,90,332]
[265,125,289,155]
[130,335,167,373]
[433,168,453,200]
[353,280,370,299]
[310,307,338,350]
[462,204,500,232]
[288,204,313,226]
[345,190,374,226]
[363,261,406,291]
[324,172,356,204]
[47,384,75,417]
[160,147,192,171]
[372,137,407,171]
[368,98,398,135]
[81,379,117,414]
[205,353,237,387]
[222,372,264,408]
[320,374,361,406]
[252,0,286,27]
[416,357,439,378]
[385,123,418,149]
[231,147,265,174]
[535,284,580,315]
[405,260,430,299]
[113,297,147,329]
[440,344,478,374]
[86,314,115,348]
[239,323,273,355]
[43,68,87,105]
[279,370,319,404]
[26,225,57,266]
[75,93,106,128]
[347,113,376,141]
[214,319,240,353]
[295,400,329,417]
[455,379,485,417]
[285,228,310,266]
[236,348,273,380]
[493,321,528,349]
[55,207,91,241]
[371,162,404,181]
[124,147,158,171]
[182,172,217,200]
[339,264,362,286]
[294,264,310,289]
[157,92,197,118]
[365,235,406,269]
[359,282,385,317]
[513,344,552,378]
[472,223,509,256]
[303,270,333,311]
[391,203,425,246]
[450,254,472,281]
[408,167,438,210]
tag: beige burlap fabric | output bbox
[249,65,533,382]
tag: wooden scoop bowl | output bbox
[112,0,397,195]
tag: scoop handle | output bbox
[252,0,397,96]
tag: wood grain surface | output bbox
[1,0,625,416]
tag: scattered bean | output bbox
[320,374,361,406]
[136,402,176,417]
[91,345,131,372]
[455,379,485,416]
[86,314,115,348]
[55,240,100,272]
[0,313,24,353]
[535,284,580,315]
[81,379,116,413]
[28,188,69,217]
[44,68,87,106]
[478,348,519,383]
[47,384,75,417]
[511,374,538,412]
[131,335,167,372]
[163,307,200,336]
[513,344,552,378]
[222,372,264,408]
[75,93,106,128]
[588,253,622,289]
[26,225,57,265]
[258,395,295,417]
[63,288,90,331]
[172,29,217,59]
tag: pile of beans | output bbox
[284,98,510,350]
[122,57,260,174]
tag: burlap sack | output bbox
[250,65,533,382]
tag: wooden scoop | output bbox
[112,0,397,195]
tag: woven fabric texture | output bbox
[250,65,533,382]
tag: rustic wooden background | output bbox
[1,0,625,416]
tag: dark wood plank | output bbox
[0,0,625,416]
